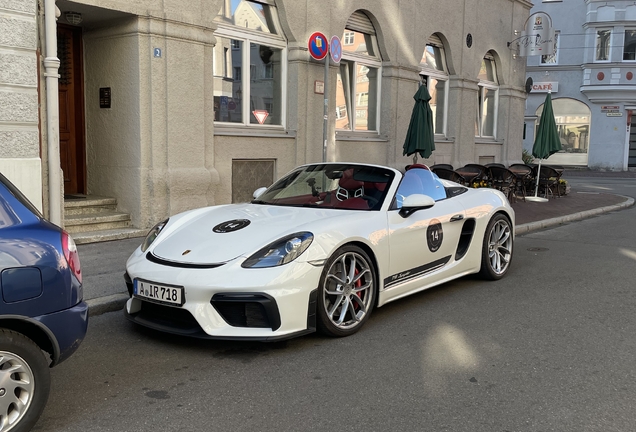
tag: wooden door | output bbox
[57,25,86,195]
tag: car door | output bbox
[382,168,466,303]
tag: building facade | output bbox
[1,0,532,233]
[524,0,636,171]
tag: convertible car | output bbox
[124,163,514,340]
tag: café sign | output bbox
[531,81,558,93]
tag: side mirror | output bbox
[399,194,435,218]
[253,187,267,199]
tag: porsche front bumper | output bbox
[124,250,323,341]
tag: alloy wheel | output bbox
[487,219,512,275]
[322,251,374,330]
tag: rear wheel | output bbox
[479,214,513,280]
[317,245,376,337]
[0,330,51,432]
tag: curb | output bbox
[84,197,635,318]
[515,195,635,235]
[86,293,129,317]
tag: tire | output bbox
[317,245,376,337]
[479,213,513,280]
[0,329,51,432]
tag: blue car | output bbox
[0,172,88,431]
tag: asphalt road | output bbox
[34,178,636,432]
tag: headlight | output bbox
[242,232,313,268]
[141,218,169,252]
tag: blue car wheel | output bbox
[0,329,51,432]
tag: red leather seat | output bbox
[335,169,369,209]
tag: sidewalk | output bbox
[512,188,633,232]
[81,172,636,318]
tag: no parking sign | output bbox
[330,35,342,63]
[308,32,329,60]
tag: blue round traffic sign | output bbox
[330,35,342,63]
[308,32,329,60]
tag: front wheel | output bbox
[479,214,513,280]
[0,330,51,432]
[317,245,376,337]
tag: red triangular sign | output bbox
[253,110,269,125]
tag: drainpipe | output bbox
[43,0,62,226]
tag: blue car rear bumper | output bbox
[36,301,89,366]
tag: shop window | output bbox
[475,53,499,139]
[595,29,611,62]
[535,98,590,156]
[335,11,381,132]
[541,31,560,65]
[213,0,287,127]
[420,34,449,136]
[624,30,636,61]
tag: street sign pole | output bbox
[308,32,330,162]
[322,53,329,162]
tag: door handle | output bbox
[450,214,464,222]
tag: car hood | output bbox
[151,203,347,264]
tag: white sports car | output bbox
[124,162,514,340]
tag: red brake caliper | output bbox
[353,268,362,310]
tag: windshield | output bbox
[253,164,395,210]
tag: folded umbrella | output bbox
[527,92,562,202]
[403,85,435,163]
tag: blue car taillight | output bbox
[62,230,82,284]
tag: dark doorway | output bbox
[57,24,86,194]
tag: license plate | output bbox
[133,279,184,306]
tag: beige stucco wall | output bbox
[26,0,532,230]
[0,0,42,210]
[83,16,219,228]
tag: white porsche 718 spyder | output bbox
[124,163,514,340]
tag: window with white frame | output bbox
[335,13,381,132]
[624,29,636,60]
[343,31,355,46]
[419,35,449,136]
[475,54,499,139]
[595,29,611,62]
[541,31,560,65]
[213,0,286,126]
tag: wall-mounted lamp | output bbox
[64,11,83,25]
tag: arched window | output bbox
[213,0,287,127]
[420,34,449,136]
[535,98,590,157]
[335,11,382,132]
[475,53,499,138]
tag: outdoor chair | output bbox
[456,165,488,186]
[431,163,454,171]
[545,164,565,175]
[532,165,562,198]
[463,164,490,182]
[508,164,534,200]
[432,167,466,185]
[488,166,518,203]
[485,163,506,169]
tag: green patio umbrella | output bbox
[528,92,562,202]
[403,85,435,163]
